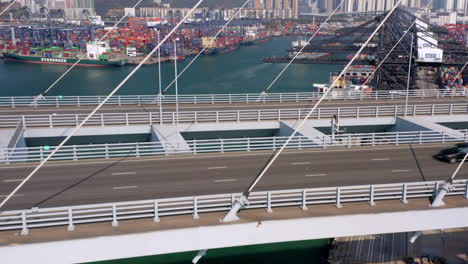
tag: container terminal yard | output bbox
[0,2,468,264]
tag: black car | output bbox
[435,143,468,163]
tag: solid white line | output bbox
[392,170,410,173]
[0,194,24,198]
[372,158,390,161]
[3,179,25,183]
[214,179,237,183]
[208,166,227,170]
[111,172,136,176]
[305,174,327,177]
[291,162,311,165]
[112,186,138,190]
[0,144,448,169]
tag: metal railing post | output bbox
[49,115,53,128]
[193,139,197,154]
[22,116,26,129]
[356,107,360,118]
[55,97,59,107]
[112,204,118,227]
[105,144,109,159]
[237,110,240,123]
[395,132,399,145]
[301,189,308,211]
[375,106,379,117]
[317,108,321,120]
[67,208,75,231]
[229,94,232,104]
[153,201,160,222]
[136,143,140,157]
[266,192,272,213]
[371,133,375,146]
[73,145,77,160]
[419,131,423,144]
[369,185,376,206]
[75,115,79,127]
[449,104,453,115]
[20,211,29,235]
[401,183,408,203]
[273,136,276,150]
[221,139,224,153]
[193,197,199,219]
[125,113,129,126]
[101,114,104,127]
[336,188,342,208]
[298,136,302,149]
[464,182,468,199]
[247,137,251,151]
[149,112,153,125]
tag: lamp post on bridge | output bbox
[174,37,180,125]
[157,29,163,124]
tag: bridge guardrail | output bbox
[1,179,467,234]
[0,89,466,107]
[0,103,466,129]
[2,130,467,163]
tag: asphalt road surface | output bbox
[0,144,462,210]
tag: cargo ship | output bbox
[201,37,241,55]
[241,29,272,45]
[3,41,128,67]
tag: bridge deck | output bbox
[0,196,466,246]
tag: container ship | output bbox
[3,41,128,67]
[201,37,241,55]
[241,30,272,45]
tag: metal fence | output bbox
[1,179,467,234]
[0,103,466,129]
[2,130,467,163]
[0,89,466,108]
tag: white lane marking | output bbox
[0,144,448,169]
[305,174,327,177]
[208,166,227,170]
[214,179,237,183]
[3,179,25,182]
[0,194,24,198]
[112,186,138,190]
[392,170,410,173]
[291,162,311,165]
[372,158,390,161]
[111,172,136,176]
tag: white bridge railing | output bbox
[0,103,466,128]
[2,179,467,234]
[2,130,467,163]
[0,89,466,107]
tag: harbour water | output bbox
[87,239,330,264]
[0,37,342,96]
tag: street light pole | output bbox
[174,38,180,124]
[404,32,414,117]
[157,30,163,124]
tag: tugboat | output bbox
[3,41,128,67]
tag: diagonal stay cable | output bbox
[0,0,16,17]
[256,0,346,98]
[223,0,403,222]
[37,0,145,98]
[161,0,251,94]
[363,0,434,87]
[0,0,205,210]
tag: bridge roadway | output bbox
[0,144,461,211]
[0,97,466,116]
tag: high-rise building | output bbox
[275,0,283,9]
[266,0,273,9]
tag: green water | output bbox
[0,37,342,96]
[86,239,330,264]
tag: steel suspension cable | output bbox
[38,0,145,97]
[162,0,251,94]
[363,0,434,87]
[0,0,16,17]
[0,0,205,210]
[258,0,346,96]
[223,0,403,222]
